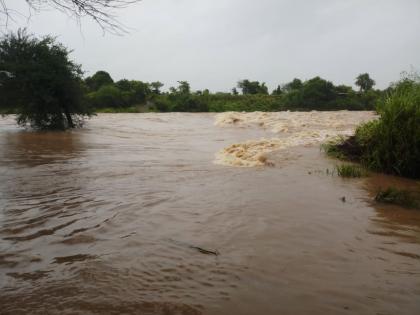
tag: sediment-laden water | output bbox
[214,111,377,166]
[0,113,419,315]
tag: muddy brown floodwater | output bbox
[0,113,419,315]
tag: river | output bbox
[0,113,419,315]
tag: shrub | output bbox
[356,80,420,177]
[324,78,420,179]
[88,84,125,108]
[153,95,171,112]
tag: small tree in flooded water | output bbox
[0,30,92,130]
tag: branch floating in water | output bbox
[190,246,220,256]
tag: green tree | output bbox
[85,70,114,91]
[0,71,13,111]
[237,80,268,95]
[283,77,338,110]
[129,81,152,104]
[150,81,164,94]
[300,77,337,109]
[283,78,303,92]
[335,84,353,95]
[272,85,283,95]
[115,79,132,91]
[355,73,375,92]
[88,84,123,108]
[177,81,191,94]
[153,95,171,112]
[0,30,91,129]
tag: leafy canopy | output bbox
[85,71,114,91]
[0,29,92,129]
[237,80,269,95]
[356,73,375,92]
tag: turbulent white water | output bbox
[214,111,377,167]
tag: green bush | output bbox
[324,78,420,178]
[356,80,420,177]
[85,71,113,92]
[153,95,171,112]
[88,84,125,108]
[207,95,283,112]
[97,106,142,113]
[282,76,375,110]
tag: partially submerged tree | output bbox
[0,29,92,129]
[0,0,142,34]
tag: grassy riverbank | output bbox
[323,78,420,179]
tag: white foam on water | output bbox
[214,111,377,167]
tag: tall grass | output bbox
[356,79,420,177]
[335,164,366,178]
[324,78,420,179]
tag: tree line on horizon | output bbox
[0,8,417,181]
[0,29,396,130]
[85,70,381,113]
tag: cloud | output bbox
[3,0,420,91]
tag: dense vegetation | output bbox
[0,30,92,129]
[335,164,367,178]
[0,30,394,131]
[82,71,381,113]
[0,30,385,126]
[324,77,420,179]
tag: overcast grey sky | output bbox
[4,0,420,92]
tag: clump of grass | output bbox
[335,164,366,178]
[375,187,419,209]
